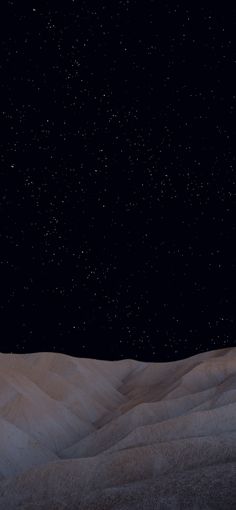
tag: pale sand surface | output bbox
[0,347,235,508]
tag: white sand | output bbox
[0,347,235,508]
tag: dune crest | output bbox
[0,347,236,509]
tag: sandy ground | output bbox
[0,347,235,509]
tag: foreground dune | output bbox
[0,347,235,508]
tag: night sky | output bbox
[0,1,235,361]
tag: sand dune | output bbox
[0,347,235,508]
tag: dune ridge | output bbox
[0,347,236,508]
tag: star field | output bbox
[0,1,235,360]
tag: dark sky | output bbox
[0,1,235,361]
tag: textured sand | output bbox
[0,347,236,508]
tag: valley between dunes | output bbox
[0,347,236,509]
